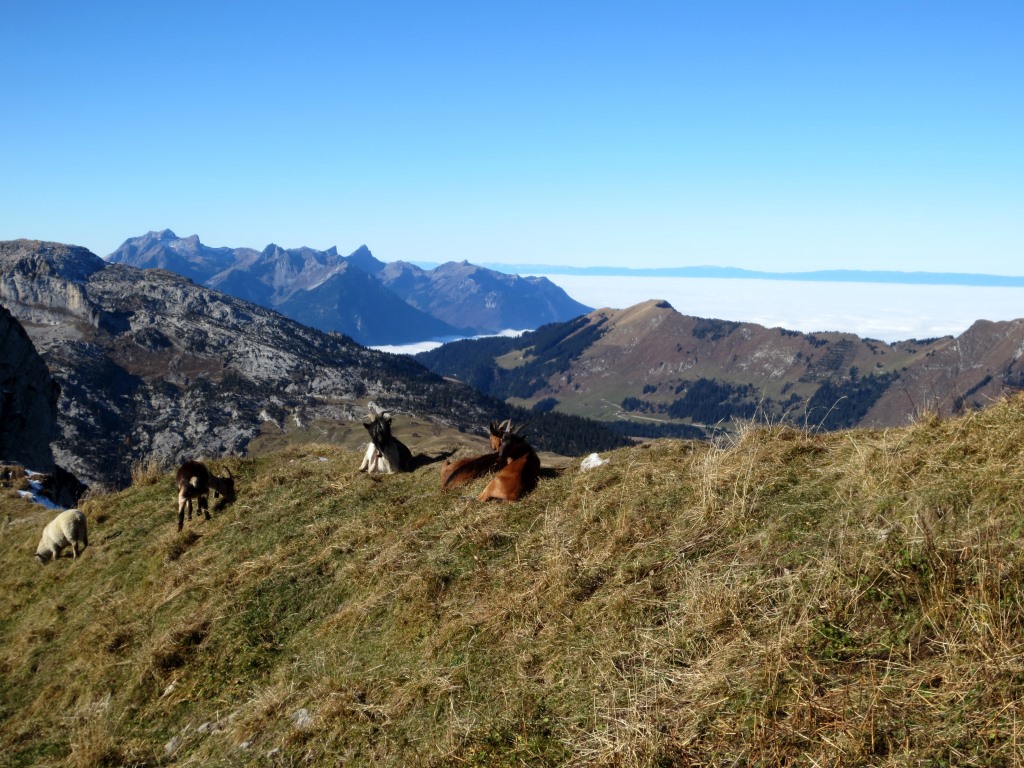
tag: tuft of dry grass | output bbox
[1,465,31,493]
[129,454,164,487]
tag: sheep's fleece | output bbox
[35,508,88,564]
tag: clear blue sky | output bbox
[2,2,1021,273]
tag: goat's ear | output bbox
[226,468,233,479]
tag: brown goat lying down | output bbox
[477,422,540,502]
[176,460,235,531]
[440,450,501,489]
[439,420,508,490]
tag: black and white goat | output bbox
[358,412,414,474]
[176,460,235,531]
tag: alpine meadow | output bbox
[5,393,1024,765]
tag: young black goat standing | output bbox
[176,460,235,531]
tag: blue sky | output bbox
[2,2,1021,273]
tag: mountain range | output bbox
[415,299,1024,436]
[107,230,591,345]
[0,239,625,490]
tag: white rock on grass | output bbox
[580,453,609,471]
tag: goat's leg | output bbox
[478,477,518,502]
[177,495,187,531]
[477,479,498,502]
[201,494,211,521]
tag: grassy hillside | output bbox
[4,396,1024,766]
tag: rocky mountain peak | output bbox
[345,245,386,275]
[175,234,202,251]
[119,229,180,252]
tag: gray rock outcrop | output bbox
[0,303,60,470]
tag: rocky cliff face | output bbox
[0,303,86,506]
[1,240,503,489]
[0,304,60,470]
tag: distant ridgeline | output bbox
[416,299,1024,438]
[480,262,1024,287]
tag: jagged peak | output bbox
[345,245,386,274]
[109,229,183,257]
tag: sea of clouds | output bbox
[374,276,1024,355]
[537,275,1024,344]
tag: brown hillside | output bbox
[521,300,935,424]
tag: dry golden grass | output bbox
[129,454,164,487]
[5,396,1024,765]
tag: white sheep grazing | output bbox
[34,508,88,564]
